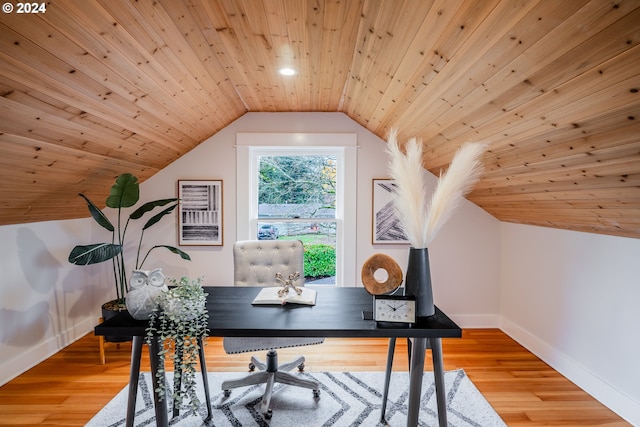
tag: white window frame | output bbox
[236,133,357,286]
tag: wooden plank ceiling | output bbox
[1,0,639,238]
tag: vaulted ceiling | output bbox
[1,0,639,238]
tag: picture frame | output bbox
[178,180,223,246]
[372,179,409,244]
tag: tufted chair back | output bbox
[233,240,305,287]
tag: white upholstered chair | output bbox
[221,240,324,418]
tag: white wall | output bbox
[500,223,640,425]
[0,112,499,387]
[0,218,110,385]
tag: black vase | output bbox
[101,300,132,343]
[405,247,435,318]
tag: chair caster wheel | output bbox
[313,389,320,398]
[249,362,256,371]
[223,389,231,397]
[264,409,273,419]
[297,362,305,371]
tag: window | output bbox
[257,153,337,283]
[236,133,357,286]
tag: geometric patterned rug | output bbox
[86,369,506,426]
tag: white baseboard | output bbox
[448,313,501,329]
[0,317,95,386]
[499,316,640,426]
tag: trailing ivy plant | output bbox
[146,276,208,413]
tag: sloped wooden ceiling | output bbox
[1,0,639,238]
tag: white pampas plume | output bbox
[386,130,429,247]
[386,128,486,248]
[424,141,486,245]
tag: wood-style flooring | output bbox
[0,329,630,426]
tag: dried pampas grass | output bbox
[386,129,486,248]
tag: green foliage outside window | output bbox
[303,244,336,279]
[259,155,336,209]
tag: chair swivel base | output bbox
[221,349,320,419]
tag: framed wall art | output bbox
[372,179,409,244]
[178,180,223,246]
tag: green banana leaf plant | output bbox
[68,173,191,303]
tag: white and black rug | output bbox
[86,369,505,426]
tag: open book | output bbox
[252,286,317,306]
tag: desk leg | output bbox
[198,339,213,420]
[148,338,169,427]
[380,337,396,422]
[430,337,447,427]
[407,337,426,427]
[125,336,143,427]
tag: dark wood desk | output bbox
[95,286,462,427]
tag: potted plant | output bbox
[68,173,191,329]
[386,129,485,317]
[146,276,208,413]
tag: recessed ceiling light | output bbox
[278,67,296,76]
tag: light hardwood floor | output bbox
[0,329,630,426]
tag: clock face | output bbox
[374,297,416,323]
